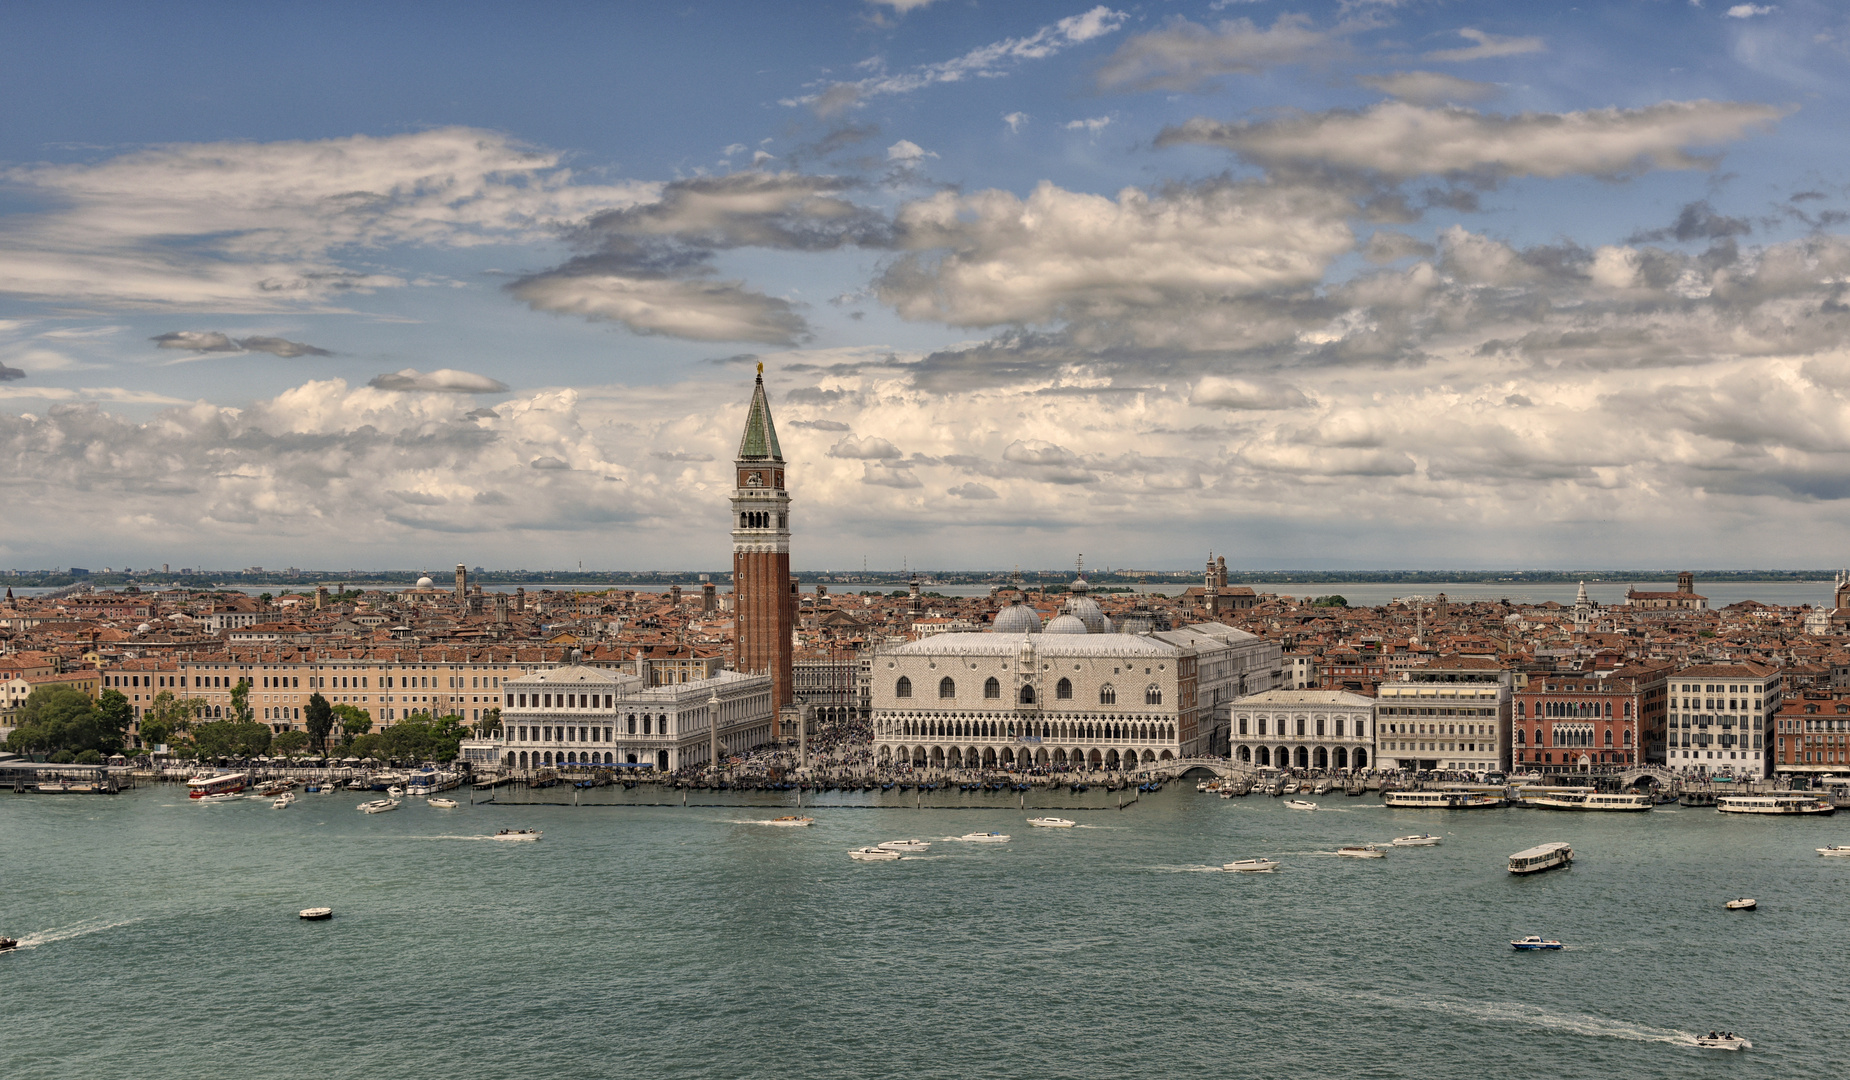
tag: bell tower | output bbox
[731,364,794,726]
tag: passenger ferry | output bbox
[405,768,461,796]
[186,772,248,799]
[1528,792,1652,812]
[1383,790,1504,809]
[1716,795,1835,816]
[1508,842,1574,874]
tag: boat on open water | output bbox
[298,907,332,921]
[1508,842,1573,874]
[1694,1031,1750,1051]
[1027,817,1075,828]
[877,839,930,853]
[1818,844,1850,857]
[1529,792,1652,812]
[1337,845,1384,858]
[358,798,400,814]
[1726,898,1757,910]
[427,797,459,809]
[186,772,248,799]
[1285,799,1318,811]
[763,816,813,827]
[1717,795,1834,816]
[1510,935,1563,950]
[849,846,900,861]
[1223,858,1279,872]
[494,828,541,841]
[1384,790,1503,810]
[959,832,1010,842]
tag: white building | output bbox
[1664,662,1780,777]
[1229,689,1375,771]
[490,664,774,772]
[1374,657,1512,775]
[868,607,1282,771]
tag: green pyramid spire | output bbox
[737,365,783,461]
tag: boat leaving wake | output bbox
[1300,982,1710,1048]
[11,917,143,950]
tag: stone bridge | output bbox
[1617,765,1678,788]
[1130,756,1259,781]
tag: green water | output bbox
[4,785,1847,1078]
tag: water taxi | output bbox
[358,798,400,814]
[195,791,241,803]
[427,798,459,809]
[849,845,901,861]
[298,907,332,921]
[1510,935,1563,950]
[1508,842,1573,874]
[1392,834,1442,846]
[877,839,930,853]
[763,816,814,827]
[1285,799,1318,811]
[271,793,295,808]
[1281,780,1301,794]
[1529,792,1652,812]
[0,936,17,950]
[406,768,462,796]
[1818,844,1850,857]
[1027,817,1076,828]
[1223,858,1279,872]
[1717,795,1835,816]
[1694,1031,1749,1051]
[959,832,1010,842]
[1383,790,1504,809]
[186,772,248,799]
[494,828,542,841]
[1337,845,1384,858]
[1725,898,1757,910]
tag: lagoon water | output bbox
[5,785,1849,1079]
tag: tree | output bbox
[305,693,334,753]
[229,678,254,724]
[145,690,205,734]
[476,707,502,738]
[4,686,105,757]
[191,720,272,759]
[97,688,133,753]
[333,705,371,739]
[272,730,310,756]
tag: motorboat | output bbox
[1285,799,1318,812]
[877,839,931,853]
[959,832,1011,842]
[1693,1032,1750,1051]
[494,828,541,841]
[1725,898,1757,911]
[386,786,406,798]
[1311,780,1333,795]
[1818,844,1850,857]
[195,792,241,803]
[427,798,459,809]
[271,793,294,808]
[1337,845,1384,858]
[1281,781,1301,794]
[1508,842,1573,874]
[358,798,400,814]
[1027,817,1076,828]
[849,846,901,861]
[346,779,369,791]
[763,816,814,827]
[405,767,462,796]
[298,907,333,921]
[1222,859,1279,873]
[0,936,17,950]
[1392,834,1442,846]
[1510,935,1563,951]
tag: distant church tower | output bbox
[731,365,795,726]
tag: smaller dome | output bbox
[1064,595,1109,634]
[416,576,435,589]
[1044,613,1089,635]
[993,602,1042,634]
[1069,574,1090,595]
[136,622,151,634]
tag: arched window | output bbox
[939,676,956,699]
[1145,685,1162,705]
[1099,684,1116,705]
[1604,728,1613,746]
[984,677,1000,699]
[896,676,912,698]
[1019,684,1036,705]
[1515,729,1526,745]
[1056,677,1073,700]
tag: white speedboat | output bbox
[1027,817,1076,828]
[1337,845,1384,858]
[1223,859,1279,873]
[849,846,901,861]
[494,828,541,841]
[762,816,814,827]
[195,792,241,803]
[1281,781,1301,794]
[427,798,459,809]
[959,832,1010,842]
[1693,1031,1750,1051]
[386,786,406,798]
[1285,799,1318,812]
[358,798,400,814]
[298,907,333,921]
[1725,898,1757,911]
[271,793,294,808]
[1508,842,1573,874]
[1818,844,1850,857]
[877,839,931,853]
[1510,935,1563,950]
[1393,834,1442,846]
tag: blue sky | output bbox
[4,1,1850,572]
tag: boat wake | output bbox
[10,916,143,950]
[1145,864,1234,874]
[1300,983,1710,1048]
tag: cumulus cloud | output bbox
[1356,71,1500,106]
[0,128,654,311]
[1727,4,1776,17]
[1362,230,1437,263]
[948,481,998,499]
[861,461,922,488]
[367,368,510,393]
[529,455,571,470]
[1158,100,1788,181]
[1003,112,1030,133]
[1626,200,1753,243]
[1423,27,1545,62]
[829,433,903,458]
[785,6,1126,113]
[1094,14,1344,93]
[887,140,938,163]
[1191,377,1313,410]
[1064,117,1112,133]
[508,271,809,344]
[153,331,333,357]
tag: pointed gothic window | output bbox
[984,677,1000,699]
[1056,677,1073,700]
[939,676,956,699]
[1099,684,1116,704]
[1019,684,1036,705]
[1145,685,1163,705]
[895,676,912,698]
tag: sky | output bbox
[4,0,1850,573]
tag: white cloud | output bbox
[507,270,808,344]
[1160,100,1789,180]
[1191,377,1313,410]
[0,128,655,311]
[152,331,332,358]
[1356,71,1500,106]
[829,433,903,458]
[1064,116,1113,132]
[1423,27,1546,62]
[367,368,510,393]
[887,140,938,163]
[869,0,940,11]
[1094,14,1347,93]
[1003,112,1031,133]
[1727,4,1775,17]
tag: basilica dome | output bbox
[416,576,435,589]
[993,602,1042,634]
[1065,595,1109,634]
[1044,613,1089,634]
